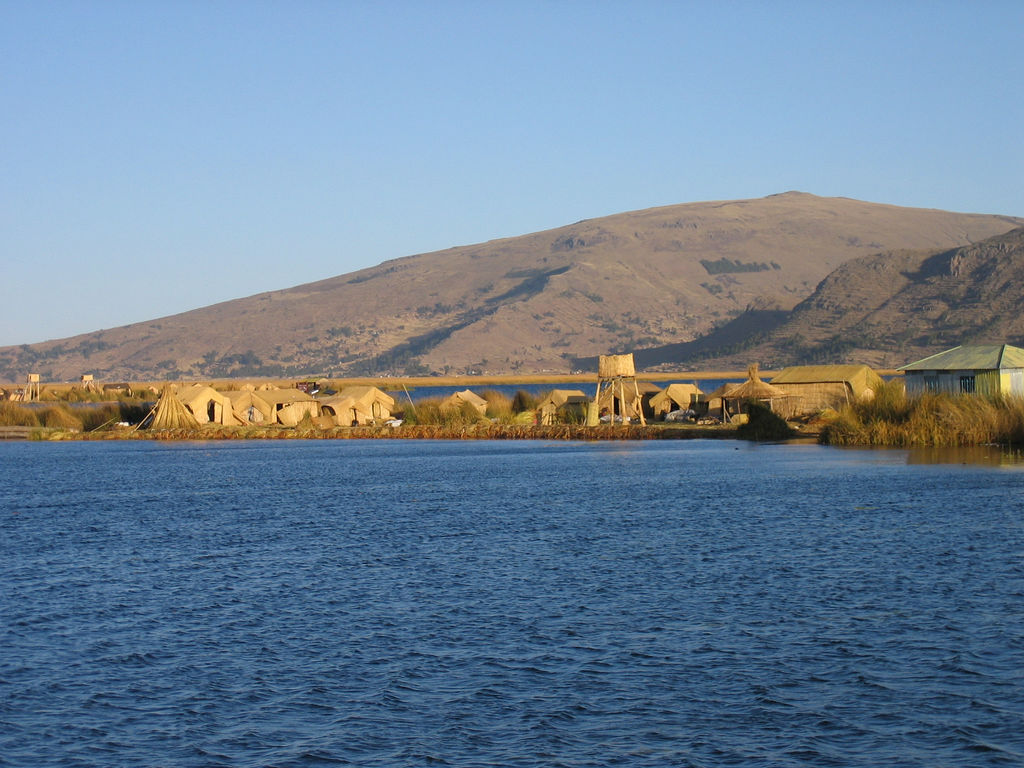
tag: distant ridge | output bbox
[666,226,1024,370]
[1,192,1021,382]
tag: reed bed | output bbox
[50,422,739,442]
[0,402,39,427]
[821,381,1024,447]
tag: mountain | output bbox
[2,192,1022,382]
[664,226,1024,371]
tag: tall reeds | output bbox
[821,381,1024,446]
[0,402,39,427]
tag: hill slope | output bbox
[2,192,1021,381]
[667,226,1024,370]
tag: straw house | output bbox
[224,390,268,424]
[537,389,589,425]
[899,344,1024,396]
[769,365,885,418]
[102,382,133,397]
[252,388,320,426]
[440,389,488,417]
[318,395,362,426]
[705,382,740,421]
[334,386,395,424]
[147,387,200,430]
[649,383,704,418]
[725,365,789,415]
[177,385,244,425]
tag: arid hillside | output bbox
[654,226,1024,370]
[2,192,1021,382]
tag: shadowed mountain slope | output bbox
[2,192,1021,381]
[658,226,1024,370]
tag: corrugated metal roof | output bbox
[899,344,1024,371]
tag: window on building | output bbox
[959,375,976,394]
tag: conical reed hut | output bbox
[148,386,200,430]
[726,364,789,416]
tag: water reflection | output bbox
[906,444,1024,466]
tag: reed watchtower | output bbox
[25,373,41,402]
[588,353,646,426]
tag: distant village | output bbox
[3,344,1022,435]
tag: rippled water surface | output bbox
[2,440,1023,767]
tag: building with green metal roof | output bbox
[899,344,1024,396]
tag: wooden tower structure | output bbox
[25,373,41,402]
[588,353,646,426]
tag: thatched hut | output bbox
[649,383,704,418]
[177,385,244,425]
[333,386,395,424]
[440,389,488,417]
[318,395,360,426]
[102,382,133,397]
[224,390,267,424]
[148,387,200,430]
[769,365,884,417]
[252,388,320,426]
[536,389,589,425]
[705,382,740,421]
[724,365,789,418]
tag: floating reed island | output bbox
[8,345,1024,447]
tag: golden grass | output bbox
[821,381,1024,447]
[0,402,39,427]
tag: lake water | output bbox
[2,439,1022,767]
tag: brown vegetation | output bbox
[43,422,736,442]
[820,381,1024,447]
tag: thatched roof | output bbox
[253,388,317,407]
[598,353,635,378]
[148,387,199,430]
[442,389,488,412]
[336,386,395,409]
[650,382,703,410]
[770,365,884,396]
[727,364,787,400]
[707,381,741,399]
[537,389,589,410]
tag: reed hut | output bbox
[334,386,395,424]
[705,382,740,421]
[440,389,488,417]
[102,382,133,397]
[725,365,789,417]
[769,365,884,417]
[899,344,1024,396]
[318,394,360,426]
[224,390,266,424]
[177,385,244,425]
[250,388,319,426]
[148,387,200,430]
[536,389,589,425]
[650,383,704,418]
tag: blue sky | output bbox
[2,1,1022,347]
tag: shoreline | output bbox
[21,423,767,442]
